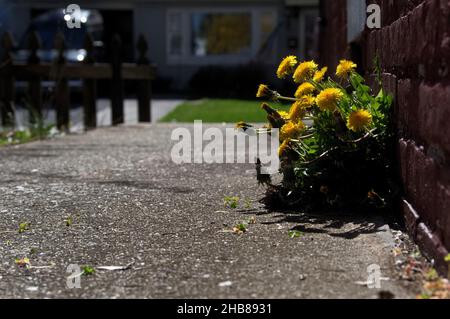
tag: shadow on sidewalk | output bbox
[238,207,401,240]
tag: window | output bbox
[260,11,276,48]
[167,8,277,64]
[190,12,251,56]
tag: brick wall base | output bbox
[319,0,450,274]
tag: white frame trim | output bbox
[298,8,319,59]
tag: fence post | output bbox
[110,34,124,125]
[82,33,97,130]
[27,31,42,124]
[53,32,70,132]
[136,34,151,123]
[0,32,15,128]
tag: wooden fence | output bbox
[0,31,155,131]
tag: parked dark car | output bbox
[14,8,104,63]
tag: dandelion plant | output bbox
[240,57,395,211]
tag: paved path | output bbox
[0,124,418,298]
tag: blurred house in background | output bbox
[0,0,319,94]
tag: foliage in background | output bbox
[0,99,55,147]
[239,56,396,212]
[0,124,54,146]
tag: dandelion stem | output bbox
[339,129,378,144]
[275,94,299,103]
[299,133,315,139]
[298,147,339,166]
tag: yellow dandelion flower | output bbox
[288,101,304,122]
[277,56,298,79]
[280,121,304,141]
[336,59,357,79]
[347,109,372,132]
[295,82,315,98]
[300,94,316,108]
[256,84,271,98]
[316,88,344,112]
[289,95,315,121]
[313,67,328,82]
[293,61,318,83]
[278,111,290,120]
[278,138,291,157]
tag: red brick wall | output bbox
[319,0,450,273]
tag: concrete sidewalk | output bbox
[0,124,419,298]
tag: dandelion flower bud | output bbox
[277,56,298,79]
[256,84,271,98]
